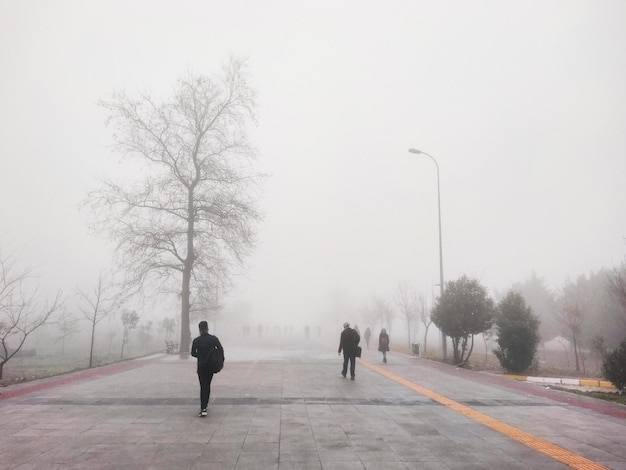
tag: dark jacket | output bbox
[338,327,360,356]
[191,332,224,373]
[378,332,390,352]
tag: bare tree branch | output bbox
[0,250,63,379]
[395,281,418,350]
[77,273,122,368]
[608,262,626,328]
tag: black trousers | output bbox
[342,354,356,378]
[197,369,214,410]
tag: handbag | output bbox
[355,346,362,358]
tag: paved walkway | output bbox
[1,337,625,470]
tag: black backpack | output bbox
[209,345,224,373]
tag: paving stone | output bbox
[1,338,624,470]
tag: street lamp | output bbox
[408,148,447,359]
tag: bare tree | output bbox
[395,281,417,350]
[161,317,177,341]
[483,324,497,365]
[557,276,590,373]
[561,303,584,372]
[105,328,117,360]
[367,296,394,336]
[0,251,62,379]
[509,271,558,343]
[608,261,626,330]
[120,309,139,359]
[137,321,153,355]
[54,309,80,356]
[417,293,432,355]
[77,273,120,368]
[87,57,263,356]
[359,300,378,332]
[190,284,221,332]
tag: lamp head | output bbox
[408,148,423,155]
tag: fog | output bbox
[1,2,625,345]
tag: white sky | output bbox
[1,1,625,325]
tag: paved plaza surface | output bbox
[1,337,626,470]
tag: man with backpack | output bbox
[190,321,224,417]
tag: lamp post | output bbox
[408,148,447,359]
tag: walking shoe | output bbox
[198,409,207,417]
[342,372,346,378]
[350,376,355,380]
[383,357,387,364]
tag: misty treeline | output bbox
[356,260,626,373]
[506,266,626,372]
[0,250,180,380]
[0,249,62,379]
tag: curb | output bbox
[504,374,615,390]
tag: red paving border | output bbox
[0,357,158,401]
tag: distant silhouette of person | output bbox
[364,327,371,349]
[191,321,224,417]
[338,322,360,380]
[354,324,360,335]
[378,328,390,363]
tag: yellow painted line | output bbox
[580,379,600,387]
[580,379,615,389]
[504,374,528,382]
[361,360,610,470]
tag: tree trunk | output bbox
[406,318,411,351]
[466,335,475,364]
[121,328,127,360]
[106,333,113,359]
[580,351,587,374]
[179,191,195,358]
[179,260,192,357]
[89,318,96,368]
[483,335,489,364]
[0,361,4,380]
[459,336,470,364]
[573,330,580,372]
[452,337,461,363]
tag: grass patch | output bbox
[0,351,161,387]
[552,386,626,406]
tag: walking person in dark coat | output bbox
[338,322,360,380]
[191,321,224,417]
[364,327,371,349]
[378,328,390,363]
